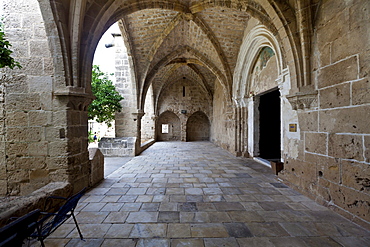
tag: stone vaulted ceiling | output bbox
[112,3,252,109]
[50,0,305,110]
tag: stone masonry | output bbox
[0,0,369,230]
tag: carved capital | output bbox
[54,90,94,111]
[287,91,318,110]
[132,110,145,120]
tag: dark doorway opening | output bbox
[258,89,281,160]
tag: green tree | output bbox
[0,22,21,69]
[88,65,124,127]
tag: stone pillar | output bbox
[133,110,145,155]
[235,102,242,156]
[54,93,93,193]
[180,113,187,142]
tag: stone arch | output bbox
[141,46,228,111]
[156,111,181,141]
[233,25,284,101]
[232,25,293,160]
[154,64,213,115]
[186,111,210,141]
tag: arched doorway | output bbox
[186,111,210,141]
[156,111,181,141]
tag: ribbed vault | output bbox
[43,0,312,112]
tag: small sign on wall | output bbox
[162,124,169,134]
[289,124,297,132]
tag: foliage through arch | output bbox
[88,65,124,127]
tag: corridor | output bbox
[44,142,369,247]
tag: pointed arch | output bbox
[233,25,283,101]
[156,110,181,141]
[186,111,210,141]
[140,45,229,110]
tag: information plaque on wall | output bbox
[162,124,169,134]
[289,124,297,132]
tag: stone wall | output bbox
[113,35,137,138]
[98,137,136,157]
[157,111,181,141]
[141,85,155,141]
[0,0,92,196]
[0,0,60,196]
[211,79,235,153]
[186,111,210,141]
[88,148,104,186]
[280,0,370,227]
[157,77,212,141]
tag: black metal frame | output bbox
[31,188,86,247]
[0,209,41,247]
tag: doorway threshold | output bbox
[253,157,271,168]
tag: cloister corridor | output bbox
[34,142,370,247]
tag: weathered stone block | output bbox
[328,134,363,161]
[283,158,317,188]
[0,163,6,180]
[0,180,7,195]
[5,74,28,93]
[7,127,43,142]
[318,42,331,67]
[9,170,29,183]
[3,13,22,29]
[365,136,370,163]
[29,111,52,126]
[19,183,42,196]
[12,41,28,58]
[45,127,63,141]
[329,184,370,222]
[342,160,370,192]
[298,111,318,131]
[34,25,48,39]
[16,157,46,170]
[352,78,370,105]
[89,148,104,186]
[46,157,69,170]
[359,46,370,79]
[318,56,358,89]
[28,76,52,93]
[40,93,53,111]
[30,40,50,57]
[49,169,69,182]
[6,93,41,111]
[43,57,54,75]
[319,83,350,109]
[6,142,28,157]
[48,140,68,157]
[6,111,28,127]
[319,105,370,133]
[305,153,340,184]
[331,24,368,64]
[316,0,346,26]
[305,132,327,155]
[29,141,48,156]
[16,58,44,76]
[30,169,49,180]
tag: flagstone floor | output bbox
[38,142,369,246]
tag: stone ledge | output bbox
[99,137,136,157]
[89,148,104,186]
[0,182,72,227]
[140,139,155,154]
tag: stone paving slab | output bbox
[32,142,370,247]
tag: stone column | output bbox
[54,92,93,193]
[180,113,187,142]
[132,110,145,155]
